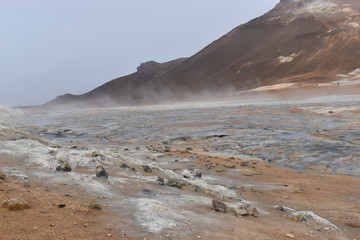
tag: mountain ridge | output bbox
[45,0,360,107]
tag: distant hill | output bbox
[45,0,360,107]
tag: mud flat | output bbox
[1,97,360,239]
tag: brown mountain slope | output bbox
[47,0,360,106]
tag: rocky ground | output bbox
[1,94,360,240]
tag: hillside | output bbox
[46,0,360,106]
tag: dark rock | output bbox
[212,200,227,213]
[96,165,108,179]
[2,197,30,211]
[142,165,152,173]
[142,189,156,196]
[58,204,66,208]
[56,163,72,172]
[194,173,202,178]
[276,206,285,211]
[120,163,130,169]
[0,171,5,180]
[157,177,165,185]
[167,179,185,189]
[186,147,193,151]
[91,151,101,157]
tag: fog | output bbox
[0,0,279,106]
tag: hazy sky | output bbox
[0,0,279,106]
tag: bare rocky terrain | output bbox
[1,92,360,239]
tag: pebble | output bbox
[286,233,295,238]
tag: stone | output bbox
[235,205,259,217]
[186,147,193,151]
[166,179,185,189]
[2,197,31,210]
[81,203,102,210]
[276,206,285,211]
[142,189,156,196]
[285,233,295,238]
[212,200,227,213]
[91,151,100,157]
[293,214,306,222]
[157,176,165,185]
[234,208,248,216]
[96,165,108,179]
[142,165,152,173]
[120,163,130,169]
[247,207,260,218]
[48,149,56,155]
[56,163,72,172]
[0,171,5,180]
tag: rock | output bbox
[120,163,130,169]
[142,189,156,196]
[293,214,306,222]
[157,176,165,185]
[91,151,101,157]
[56,162,72,172]
[96,165,108,179]
[81,203,102,210]
[48,149,57,155]
[234,205,259,217]
[212,200,227,213]
[0,171,5,180]
[166,179,185,189]
[285,233,295,238]
[2,197,30,210]
[58,204,66,208]
[247,207,260,218]
[234,208,248,216]
[276,205,285,211]
[186,147,193,151]
[142,165,152,173]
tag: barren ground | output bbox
[1,91,360,240]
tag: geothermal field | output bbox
[1,94,360,240]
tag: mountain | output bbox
[46,0,360,107]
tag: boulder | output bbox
[212,200,227,213]
[96,165,108,179]
[2,197,30,210]
[56,163,72,172]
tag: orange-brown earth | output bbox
[1,150,359,240]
